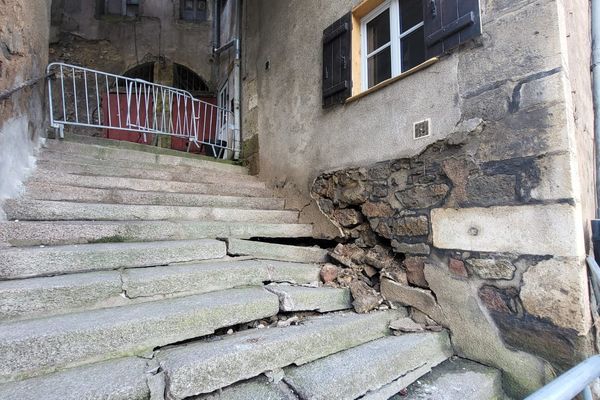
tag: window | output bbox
[361,0,425,89]
[124,62,154,82]
[99,0,139,17]
[181,0,207,22]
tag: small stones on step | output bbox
[350,281,382,313]
[390,318,425,333]
[277,316,299,328]
[320,264,339,284]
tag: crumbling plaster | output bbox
[0,0,51,219]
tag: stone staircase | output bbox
[0,135,503,399]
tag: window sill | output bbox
[345,57,439,104]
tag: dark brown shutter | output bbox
[322,12,352,108]
[423,0,481,58]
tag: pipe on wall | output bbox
[593,0,600,217]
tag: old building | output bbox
[0,0,598,399]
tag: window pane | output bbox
[197,0,207,10]
[366,9,391,54]
[184,0,194,10]
[401,26,426,71]
[368,46,392,87]
[399,0,423,33]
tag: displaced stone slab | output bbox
[0,357,150,400]
[401,358,506,400]
[381,279,444,322]
[195,375,298,400]
[4,199,299,224]
[124,260,321,299]
[0,287,279,382]
[0,271,123,321]
[265,285,352,312]
[284,333,452,400]
[0,221,313,247]
[431,204,583,257]
[0,239,227,280]
[227,239,329,263]
[158,310,403,399]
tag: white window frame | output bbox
[360,0,425,90]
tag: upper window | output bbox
[124,62,154,82]
[181,0,207,22]
[99,0,140,17]
[361,0,425,89]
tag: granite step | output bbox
[3,199,299,223]
[0,239,226,280]
[0,220,314,247]
[44,139,247,175]
[265,284,352,313]
[283,332,452,400]
[24,182,285,209]
[157,310,405,399]
[0,287,279,383]
[29,170,273,197]
[0,260,320,321]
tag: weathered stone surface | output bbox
[403,257,428,288]
[402,358,505,400]
[333,208,363,227]
[123,260,321,299]
[431,204,582,257]
[284,333,452,400]
[0,271,123,321]
[391,241,431,255]
[465,174,516,206]
[364,245,396,270]
[448,258,468,278]
[0,288,280,382]
[195,375,297,400]
[227,239,329,263]
[158,311,403,399]
[265,285,352,313]
[361,201,394,218]
[0,357,150,400]
[424,263,548,398]
[0,239,227,280]
[380,279,443,322]
[466,258,516,280]
[389,318,424,333]
[329,243,366,269]
[395,184,449,209]
[391,216,429,237]
[338,181,367,205]
[441,158,473,207]
[350,281,381,313]
[521,257,591,333]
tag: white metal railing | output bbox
[46,62,238,159]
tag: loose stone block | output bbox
[466,258,516,280]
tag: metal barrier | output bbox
[46,62,238,159]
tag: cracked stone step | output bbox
[0,220,314,247]
[3,199,299,223]
[29,170,274,198]
[44,138,248,175]
[0,287,279,383]
[0,260,320,321]
[157,310,406,399]
[36,158,266,188]
[0,357,151,400]
[194,375,299,400]
[400,358,506,400]
[265,285,352,313]
[283,332,452,400]
[0,239,226,280]
[228,238,330,263]
[24,182,285,210]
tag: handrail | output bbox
[46,62,238,159]
[524,256,600,400]
[524,356,599,400]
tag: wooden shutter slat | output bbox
[323,80,350,97]
[322,12,352,108]
[426,11,475,46]
[324,22,350,44]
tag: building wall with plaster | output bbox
[0,0,52,218]
[242,0,597,397]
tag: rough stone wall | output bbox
[52,0,215,88]
[297,0,595,397]
[0,0,51,217]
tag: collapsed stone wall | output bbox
[312,116,594,397]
